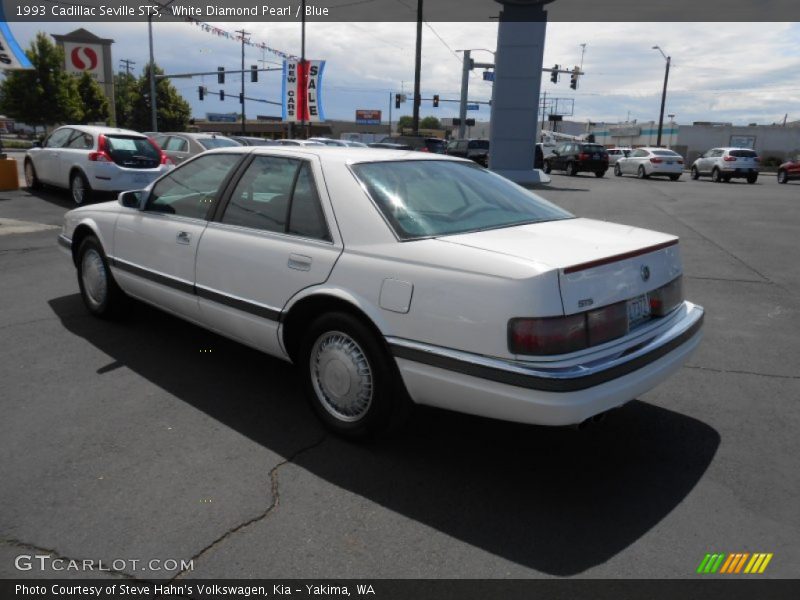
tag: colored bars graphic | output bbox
[697,553,773,574]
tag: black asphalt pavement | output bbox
[1,170,798,580]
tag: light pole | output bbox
[455,48,494,139]
[147,0,179,132]
[652,45,671,148]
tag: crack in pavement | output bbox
[684,364,800,381]
[171,433,329,580]
[0,536,137,579]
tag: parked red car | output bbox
[777,157,800,184]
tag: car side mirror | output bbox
[118,190,146,210]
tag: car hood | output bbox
[437,218,675,269]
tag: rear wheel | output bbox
[566,161,578,176]
[711,167,722,183]
[299,312,410,438]
[690,166,700,180]
[70,171,92,205]
[543,160,552,174]
[24,160,41,190]
[747,173,758,184]
[777,170,788,184]
[637,165,648,179]
[595,170,606,178]
[614,164,622,177]
[669,174,681,181]
[76,236,126,318]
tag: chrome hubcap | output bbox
[72,177,85,204]
[310,331,373,422]
[81,249,107,308]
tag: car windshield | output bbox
[652,150,680,156]
[468,140,490,149]
[730,150,757,157]
[198,137,241,149]
[352,160,573,240]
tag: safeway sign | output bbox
[63,42,105,81]
[282,59,326,123]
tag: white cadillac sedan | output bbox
[614,147,685,180]
[58,147,704,437]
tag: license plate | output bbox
[628,294,651,329]
[666,160,674,165]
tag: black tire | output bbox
[70,170,92,205]
[24,159,41,190]
[637,165,648,179]
[711,167,722,183]
[566,161,578,176]
[669,174,681,181]
[595,170,606,178]
[543,160,552,174]
[690,166,700,180]
[747,174,758,184]
[299,312,410,438]
[777,170,788,184]
[76,236,126,319]
[614,164,622,177]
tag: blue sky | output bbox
[6,20,800,125]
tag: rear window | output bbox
[468,140,490,150]
[105,135,160,169]
[729,150,757,158]
[197,137,241,149]
[652,150,680,156]
[580,144,606,153]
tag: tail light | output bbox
[649,276,683,316]
[419,146,430,153]
[650,158,663,164]
[677,159,684,164]
[509,276,684,356]
[88,134,112,162]
[578,152,590,161]
[147,137,173,166]
[723,155,737,162]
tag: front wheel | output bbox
[24,160,41,190]
[566,161,578,176]
[637,165,648,179]
[690,166,700,180]
[543,160,552,174]
[70,171,92,205]
[777,170,788,184]
[300,312,410,438]
[614,164,622,177]
[711,167,722,183]
[76,236,126,318]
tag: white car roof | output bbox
[208,145,469,166]
[57,125,147,137]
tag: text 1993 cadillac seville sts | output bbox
[58,147,704,437]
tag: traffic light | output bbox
[570,66,579,90]
[433,94,439,108]
[198,86,205,101]
[550,64,559,84]
[395,93,401,109]
[251,65,258,82]
[219,90,225,101]
[239,93,244,104]
[217,67,225,84]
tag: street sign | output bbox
[483,71,494,82]
[206,112,238,123]
[466,104,480,111]
[356,109,382,125]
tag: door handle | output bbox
[288,253,312,271]
[176,231,192,245]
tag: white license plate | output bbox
[628,294,651,328]
[666,160,675,165]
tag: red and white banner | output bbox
[282,60,326,123]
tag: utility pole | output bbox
[148,14,157,131]
[458,50,470,139]
[236,29,250,135]
[301,0,307,138]
[119,59,135,76]
[540,90,547,136]
[388,91,392,135]
[412,0,423,134]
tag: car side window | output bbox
[165,137,189,152]
[44,128,74,149]
[146,153,241,220]
[221,156,330,241]
[633,149,647,158]
[66,131,93,149]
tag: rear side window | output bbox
[105,135,161,168]
[581,145,606,153]
[66,131,93,149]
[198,137,241,149]
[146,153,241,219]
[730,150,757,158]
[468,140,490,150]
[165,137,189,152]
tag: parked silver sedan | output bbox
[614,147,684,181]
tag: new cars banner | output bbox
[0,8,33,70]
[282,60,326,123]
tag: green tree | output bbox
[420,116,442,130]
[130,63,191,132]
[397,115,413,132]
[76,72,109,124]
[0,32,83,132]
[113,71,138,129]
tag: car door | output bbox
[57,129,94,188]
[551,144,565,169]
[163,135,191,165]
[35,128,75,185]
[111,152,245,322]
[194,154,342,357]
[789,157,800,180]
[697,149,717,174]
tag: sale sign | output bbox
[282,59,326,123]
[63,42,104,81]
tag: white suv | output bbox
[24,125,173,204]
[690,147,760,184]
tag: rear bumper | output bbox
[389,301,704,426]
[720,167,758,176]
